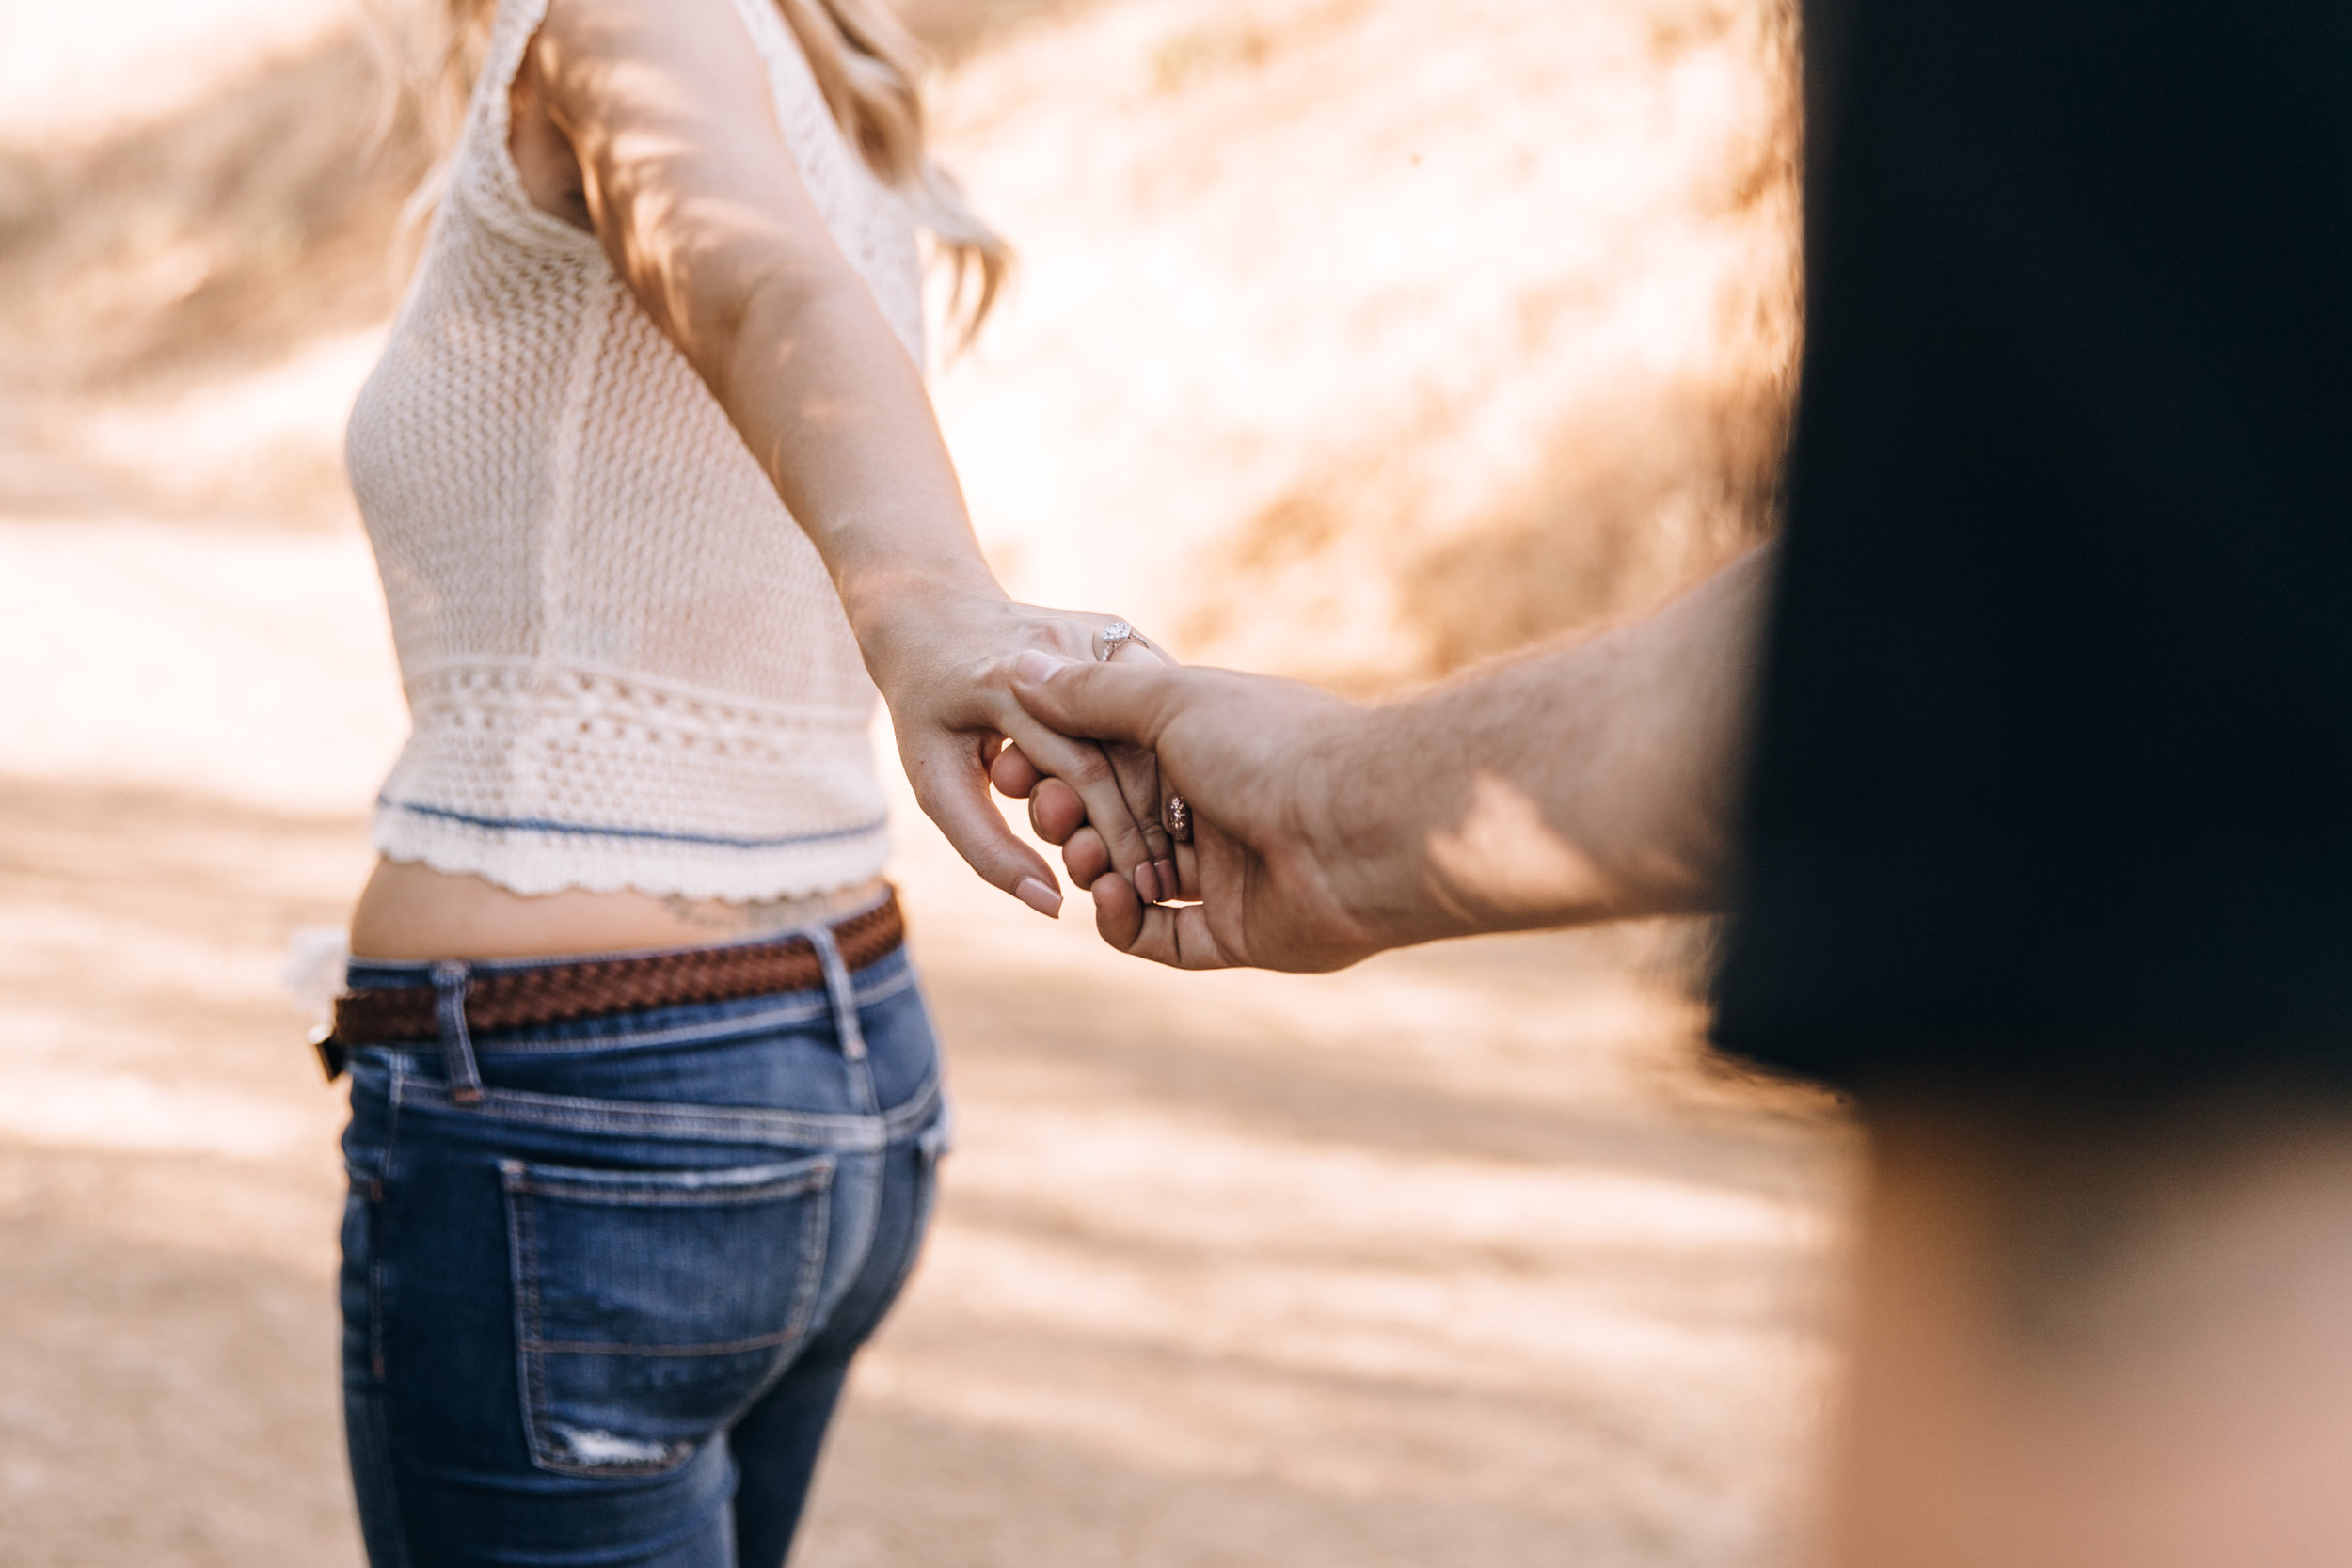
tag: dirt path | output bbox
[0,522,1847,1567]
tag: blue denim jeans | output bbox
[337,939,946,1568]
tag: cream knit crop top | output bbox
[345,0,923,901]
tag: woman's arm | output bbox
[528,0,1174,911]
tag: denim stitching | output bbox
[353,1381,412,1568]
[397,1073,942,1148]
[705,1157,841,1437]
[506,1163,832,1206]
[528,1330,809,1356]
[808,926,867,1064]
[880,1082,947,1140]
[500,1171,557,1472]
[872,1104,954,1312]
[359,1057,413,1568]
[465,998,835,1053]
[498,1156,836,1473]
[369,1057,407,1386]
[430,961,485,1104]
[691,1168,838,1443]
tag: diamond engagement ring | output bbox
[1097,619,1137,661]
[1165,793,1192,842]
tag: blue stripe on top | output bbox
[379,798,888,851]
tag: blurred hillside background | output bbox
[0,0,1797,685]
[0,1,1840,1564]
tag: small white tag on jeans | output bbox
[281,926,352,1038]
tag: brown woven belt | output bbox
[319,892,904,1081]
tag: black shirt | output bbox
[1710,0,2352,1097]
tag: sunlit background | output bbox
[0,0,1845,1561]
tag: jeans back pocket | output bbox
[500,1154,835,1476]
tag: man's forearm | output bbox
[1323,546,1772,945]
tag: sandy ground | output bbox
[0,1,1848,1562]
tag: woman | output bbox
[330,0,1173,1560]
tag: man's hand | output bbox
[998,655,1395,971]
[1002,548,1773,971]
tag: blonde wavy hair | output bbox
[391,0,1009,342]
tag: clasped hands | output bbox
[986,648,1394,974]
[857,584,1387,973]
[871,552,1762,978]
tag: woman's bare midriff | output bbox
[348,859,891,962]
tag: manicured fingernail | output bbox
[1132,861,1160,903]
[1156,858,1178,895]
[1013,876,1063,917]
[1013,650,1069,684]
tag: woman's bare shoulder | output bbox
[532,0,779,128]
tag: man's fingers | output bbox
[1010,739,1171,900]
[995,710,1167,901]
[1169,835,1200,900]
[1089,874,1234,970]
[1107,741,1174,878]
[1102,636,1179,879]
[906,739,1064,918]
[1010,651,1174,751]
[1007,653,1179,897]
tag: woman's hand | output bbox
[855,585,1181,916]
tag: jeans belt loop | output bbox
[431,959,485,1105]
[808,926,866,1062]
